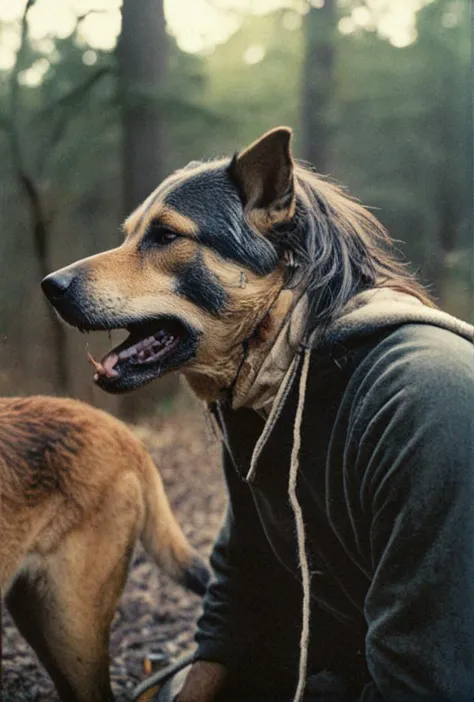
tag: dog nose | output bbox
[41,269,75,300]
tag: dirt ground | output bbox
[1,403,226,701]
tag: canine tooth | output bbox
[87,352,105,376]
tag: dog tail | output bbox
[139,452,211,596]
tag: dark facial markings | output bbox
[174,252,228,317]
[164,162,279,276]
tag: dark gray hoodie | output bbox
[195,290,473,702]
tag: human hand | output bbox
[176,660,228,702]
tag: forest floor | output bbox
[1,403,225,702]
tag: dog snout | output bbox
[41,268,76,302]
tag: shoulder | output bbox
[347,325,473,510]
[345,324,473,479]
[351,323,473,414]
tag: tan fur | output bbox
[124,205,198,241]
[69,200,289,402]
[247,200,296,233]
[0,396,203,702]
[184,252,287,401]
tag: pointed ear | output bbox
[229,127,295,225]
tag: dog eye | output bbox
[149,225,179,247]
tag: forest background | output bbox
[0,0,470,419]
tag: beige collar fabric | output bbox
[232,293,309,414]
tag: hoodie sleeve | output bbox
[352,328,474,702]
[194,446,303,689]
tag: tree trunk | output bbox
[117,0,178,419]
[7,0,69,393]
[118,0,167,212]
[21,173,69,391]
[301,0,336,172]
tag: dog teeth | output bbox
[88,352,118,378]
[119,346,135,360]
[116,330,178,365]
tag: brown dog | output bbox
[0,395,210,702]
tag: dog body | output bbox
[0,395,209,702]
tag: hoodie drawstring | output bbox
[213,337,314,702]
[288,343,312,702]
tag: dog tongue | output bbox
[87,351,119,380]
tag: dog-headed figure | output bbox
[41,128,429,405]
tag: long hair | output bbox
[270,162,435,337]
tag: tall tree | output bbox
[6,0,70,392]
[118,0,168,213]
[415,0,471,301]
[117,0,177,418]
[301,0,337,172]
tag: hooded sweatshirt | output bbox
[194,289,474,702]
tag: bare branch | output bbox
[37,65,116,177]
[8,0,37,173]
[7,0,69,390]
[8,0,47,269]
[76,8,111,23]
[41,65,115,114]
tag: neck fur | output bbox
[184,289,297,405]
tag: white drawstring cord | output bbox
[288,344,312,702]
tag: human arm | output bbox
[178,433,304,701]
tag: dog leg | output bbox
[6,568,107,702]
[7,472,144,702]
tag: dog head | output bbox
[42,127,298,401]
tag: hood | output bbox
[242,287,472,483]
[232,293,308,413]
[324,288,473,347]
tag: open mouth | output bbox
[85,317,198,394]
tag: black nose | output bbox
[41,269,75,301]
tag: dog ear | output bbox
[229,127,295,226]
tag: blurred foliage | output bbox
[0,0,470,414]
